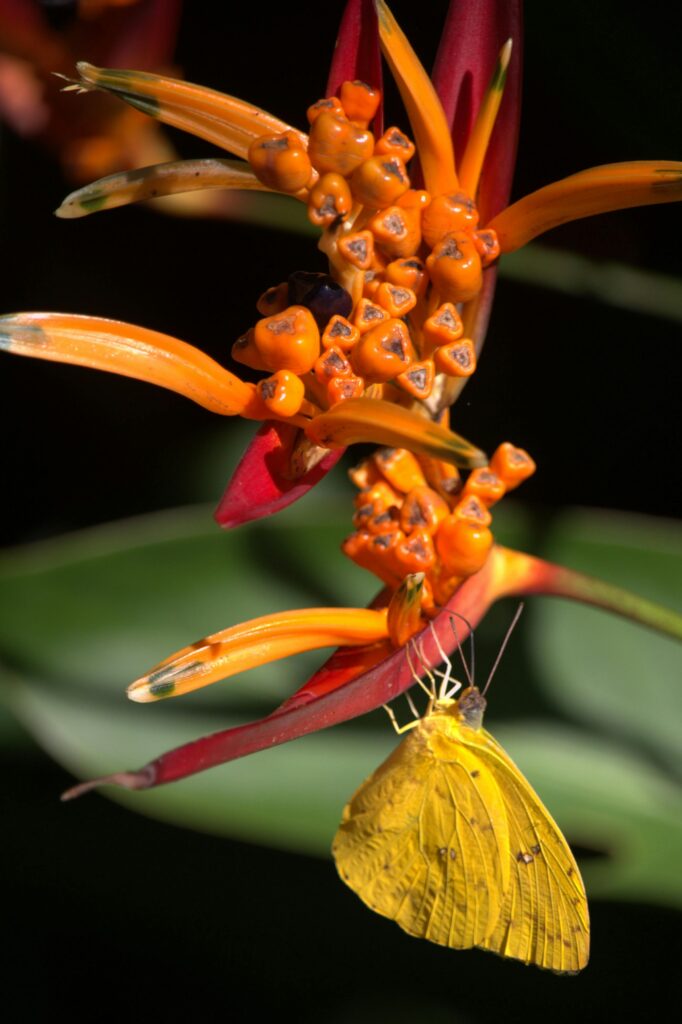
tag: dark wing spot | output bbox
[516,851,534,864]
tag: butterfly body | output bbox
[332,687,589,973]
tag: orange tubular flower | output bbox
[28,1,677,804]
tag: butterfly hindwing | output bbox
[332,712,511,947]
[466,729,590,973]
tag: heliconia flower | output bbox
[2,1,681,527]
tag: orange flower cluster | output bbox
[233,80,498,419]
[344,441,535,616]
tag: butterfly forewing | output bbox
[333,709,511,948]
[467,729,590,972]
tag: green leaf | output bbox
[532,508,682,775]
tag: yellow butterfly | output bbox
[332,615,589,973]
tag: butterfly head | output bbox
[455,686,486,730]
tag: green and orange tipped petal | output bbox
[374,0,457,195]
[126,606,389,702]
[71,62,299,160]
[386,571,426,646]
[0,312,269,419]
[459,39,513,200]
[489,161,682,253]
[305,396,487,468]
[55,158,274,219]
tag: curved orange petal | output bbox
[489,161,682,253]
[72,62,300,160]
[126,606,389,702]
[0,311,265,418]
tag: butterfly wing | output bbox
[332,716,511,948]
[466,729,590,972]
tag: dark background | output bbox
[1,1,680,1019]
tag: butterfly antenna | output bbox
[481,603,525,697]
[449,611,474,689]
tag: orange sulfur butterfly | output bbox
[332,608,589,973]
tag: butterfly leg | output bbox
[428,623,462,700]
[381,702,420,735]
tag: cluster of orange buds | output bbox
[238,80,499,418]
[343,441,535,615]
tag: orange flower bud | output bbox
[307,172,353,227]
[435,516,493,576]
[373,447,426,493]
[433,338,477,378]
[257,369,305,417]
[313,345,352,385]
[350,155,410,208]
[338,230,375,270]
[396,189,431,211]
[306,96,344,124]
[321,315,360,352]
[348,458,380,491]
[355,478,401,512]
[326,374,365,405]
[252,305,320,374]
[375,282,417,317]
[384,257,427,295]
[387,572,427,647]
[362,273,382,300]
[422,302,463,355]
[421,192,479,248]
[463,467,506,507]
[472,228,500,267]
[368,205,421,258]
[395,359,434,400]
[375,126,416,162]
[255,282,288,317]
[231,327,268,371]
[339,80,381,126]
[351,318,414,382]
[367,507,401,535]
[342,530,403,588]
[395,529,436,573]
[353,297,390,334]
[426,232,483,304]
[248,130,314,194]
[416,454,462,503]
[490,442,537,490]
[399,486,450,535]
[451,494,493,528]
[308,111,374,176]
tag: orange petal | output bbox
[374,0,457,194]
[73,62,301,160]
[0,312,264,418]
[488,161,682,253]
[126,607,390,701]
[305,396,487,468]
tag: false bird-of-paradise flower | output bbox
[2,2,681,802]
[2,0,681,527]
